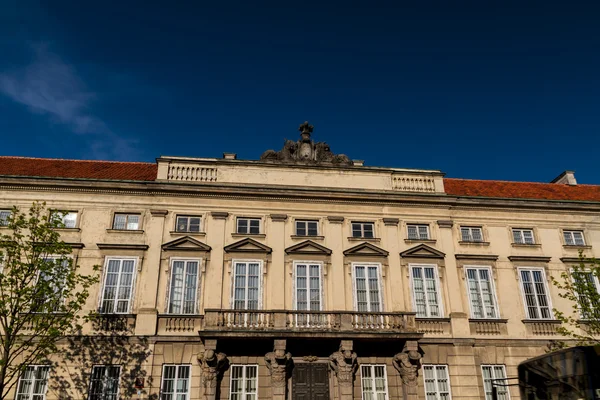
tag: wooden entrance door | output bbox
[292,363,330,400]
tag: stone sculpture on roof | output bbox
[260,121,354,166]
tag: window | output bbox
[354,264,382,312]
[352,222,374,238]
[168,259,199,314]
[295,220,318,236]
[519,268,552,319]
[176,216,201,233]
[236,218,260,234]
[161,365,190,400]
[15,365,50,400]
[465,267,499,319]
[563,230,585,246]
[232,261,261,310]
[481,365,509,400]
[512,228,535,245]
[407,224,430,240]
[0,209,11,226]
[572,270,600,319]
[361,365,389,400]
[294,263,322,311]
[411,265,442,317]
[51,211,77,228]
[423,365,452,400]
[88,365,120,400]
[100,258,137,314]
[229,365,257,400]
[112,213,140,230]
[35,257,70,313]
[460,227,483,242]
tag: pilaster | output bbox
[327,216,345,310]
[206,212,228,309]
[268,214,287,309]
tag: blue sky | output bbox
[1,1,599,183]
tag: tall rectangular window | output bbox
[519,268,552,319]
[112,213,140,230]
[161,365,191,400]
[460,227,483,242]
[351,222,374,238]
[361,365,388,400]
[411,265,441,317]
[36,257,70,313]
[563,230,585,246]
[89,365,120,400]
[512,229,535,244]
[229,365,257,400]
[354,264,382,312]
[168,259,199,314]
[481,365,509,400]
[100,258,137,314]
[295,220,318,236]
[15,365,50,400]
[175,216,201,233]
[572,270,600,319]
[407,224,430,240]
[236,218,260,234]
[0,209,11,226]
[465,267,498,319]
[295,263,322,311]
[423,365,452,400]
[232,261,261,310]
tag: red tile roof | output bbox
[0,156,157,181]
[1,157,599,202]
[444,178,600,202]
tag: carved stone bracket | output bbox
[265,347,293,389]
[198,349,228,398]
[329,340,358,388]
[393,341,423,387]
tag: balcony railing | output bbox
[157,315,204,334]
[201,309,418,337]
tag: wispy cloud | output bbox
[0,43,138,159]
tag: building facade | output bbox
[2,123,600,400]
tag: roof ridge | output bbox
[0,156,155,165]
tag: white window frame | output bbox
[407,224,430,240]
[51,210,78,228]
[481,365,509,400]
[360,364,389,400]
[409,264,444,318]
[0,209,11,226]
[229,365,258,400]
[88,365,121,400]
[351,221,375,238]
[352,263,384,312]
[295,220,319,236]
[175,215,202,233]
[112,213,140,230]
[15,365,50,400]
[464,266,500,319]
[236,217,261,235]
[34,256,71,313]
[98,257,138,314]
[167,257,201,315]
[292,261,323,311]
[517,267,553,320]
[160,364,191,400]
[512,228,535,245]
[422,364,452,400]
[230,260,263,310]
[460,226,483,242]
[570,268,600,320]
[563,230,586,246]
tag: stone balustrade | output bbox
[166,163,217,182]
[157,315,204,334]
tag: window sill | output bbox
[54,227,81,232]
[347,237,380,242]
[404,239,436,244]
[511,243,541,248]
[563,244,592,249]
[106,229,144,234]
[521,319,560,324]
[231,233,266,238]
[415,317,450,322]
[458,241,490,246]
[469,318,508,323]
[291,235,325,240]
[170,231,206,237]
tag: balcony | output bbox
[200,309,420,339]
[157,315,204,335]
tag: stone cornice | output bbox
[96,243,149,251]
[507,255,552,263]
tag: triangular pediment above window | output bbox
[162,236,211,252]
[285,240,332,255]
[224,238,272,254]
[343,242,389,257]
[400,244,445,259]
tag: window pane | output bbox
[189,217,201,232]
[176,217,189,232]
[62,212,77,228]
[296,221,306,236]
[408,225,418,239]
[307,221,318,236]
[352,223,362,237]
[460,228,470,241]
[237,219,248,233]
[363,224,374,238]
[113,214,126,230]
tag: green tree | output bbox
[0,202,99,399]
[551,252,600,349]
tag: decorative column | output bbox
[198,340,228,400]
[329,340,358,400]
[393,341,422,400]
[265,339,292,400]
